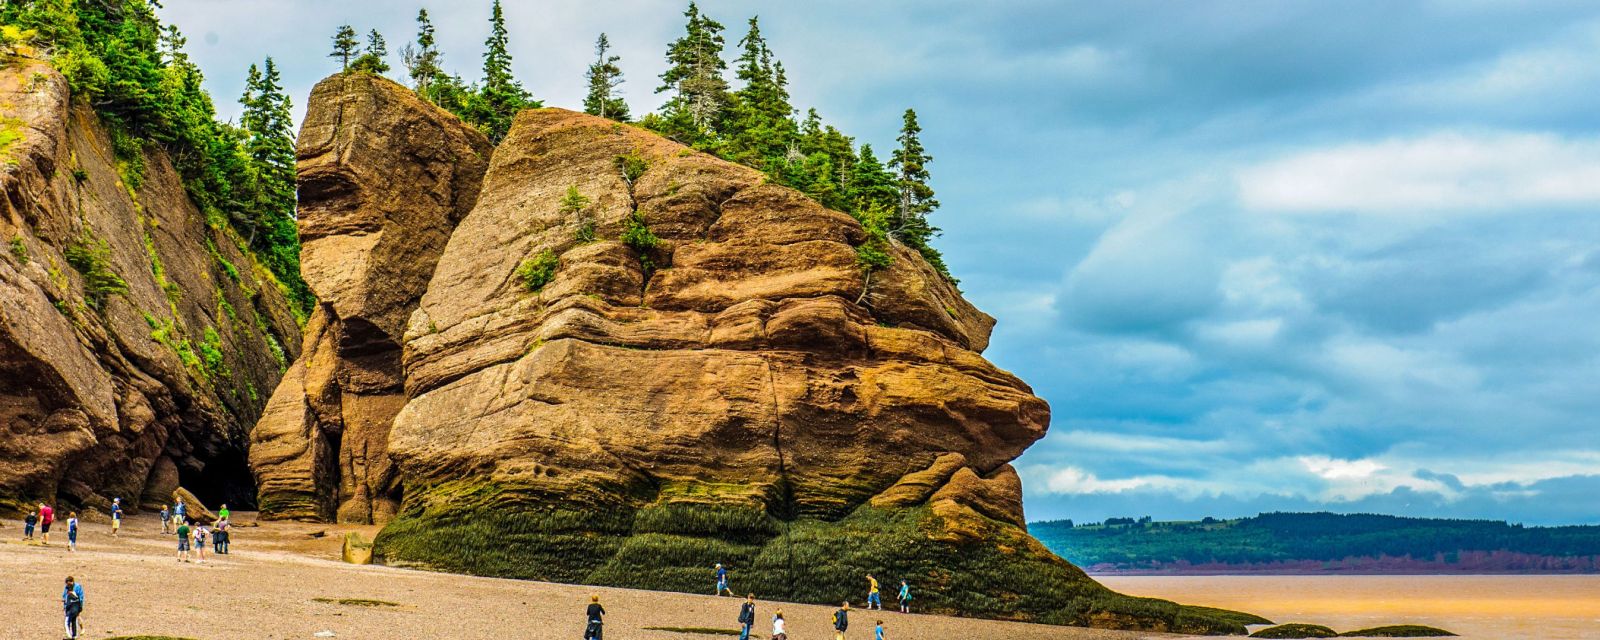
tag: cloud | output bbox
[1236,131,1600,214]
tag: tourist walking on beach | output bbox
[173,499,186,527]
[737,593,756,640]
[218,503,230,521]
[61,575,84,639]
[833,601,850,640]
[866,574,881,610]
[214,518,230,554]
[109,498,122,537]
[66,512,79,552]
[39,503,54,544]
[159,505,170,534]
[771,610,787,640]
[176,520,191,562]
[23,509,37,540]
[194,523,209,563]
[874,620,886,640]
[897,580,911,613]
[714,563,733,596]
[583,594,606,640]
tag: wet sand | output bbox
[1101,574,1600,639]
[0,513,1173,640]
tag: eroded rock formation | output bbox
[250,74,1249,634]
[249,73,490,523]
[0,59,301,514]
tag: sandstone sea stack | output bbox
[252,73,1249,635]
[0,60,301,514]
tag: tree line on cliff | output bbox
[331,1,953,282]
[1032,512,1600,571]
[1,0,313,318]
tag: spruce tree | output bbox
[403,9,444,94]
[887,108,948,278]
[330,25,358,71]
[850,143,897,213]
[474,0,534,143]
[237,56,310,309]
[583,33,630,121]
[350,29,390,74]
[725,16,796,172]
[655,2,728,143]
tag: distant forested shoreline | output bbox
[1032,512,1600,575]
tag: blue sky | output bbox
[163,1,1600,526]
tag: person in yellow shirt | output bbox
[866,574,881,610]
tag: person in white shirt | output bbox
[772,610,787,640]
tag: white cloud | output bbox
[1298,455,1385,480]
[1029,466,1189,495]
[1237,132,1600,214]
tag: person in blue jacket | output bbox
[62,575,84,639]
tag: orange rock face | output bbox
[0,60,301,514]
[249,74,490,522]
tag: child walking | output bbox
[66,512,79,552]
[23,509,37,540]
[109,498,122,537]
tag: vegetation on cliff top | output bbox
[1032,512,1600,571]
[335,1,953,283]
[0,0,312,318]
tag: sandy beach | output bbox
[0,513,1175,640]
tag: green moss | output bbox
[616,152,649,184]
[0,116,24,165]
[63,227,128,310]
[199,326,227,379]
[7,235,26,262]
[1252,624,1339,638]
[1185,605,1274,627]
[1340,626,1457,638]
[515,249,560,292]
[373,483,1247,635]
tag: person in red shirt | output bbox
[38,503,54,545]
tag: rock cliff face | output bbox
[249,73,490,523]
[252,73,1248,634]
[0,59,301,515]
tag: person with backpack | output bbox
[66,512,79,552]
[737,593,756,640]
[771,609,787,640]
[176,520,191,562]
[61,575,84,639]
[866,574,881,610]
[897,580,911,613]
[23,509,37,540]
[159,505,170,534]
[109,498,122,537]
[38,503,54,545]
[833,601,851,640]
[583,594,605,640]
[193,523,209,563]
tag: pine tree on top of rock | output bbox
[469,0,536,143]
[330,24,358,71]
[350,29,390,75]
[401,9,445,94]
[724,16,798,171]
[583,33,630,122]
[654,1,729,145]
[888,108,949,279]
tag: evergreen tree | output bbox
[472,0,535,143]
[887,108,948,278]
[237,57,309,309]
[351,29,391,74]
[849,143,897,213]
[723,16,796,170]
[402,9,444,94]
[653,2,728,144]
[583,33,630,121]
[330,24,358,71]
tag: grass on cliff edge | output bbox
[373,485,1252,635]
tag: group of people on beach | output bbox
[720,563,909,640]
[18,496,239,638]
